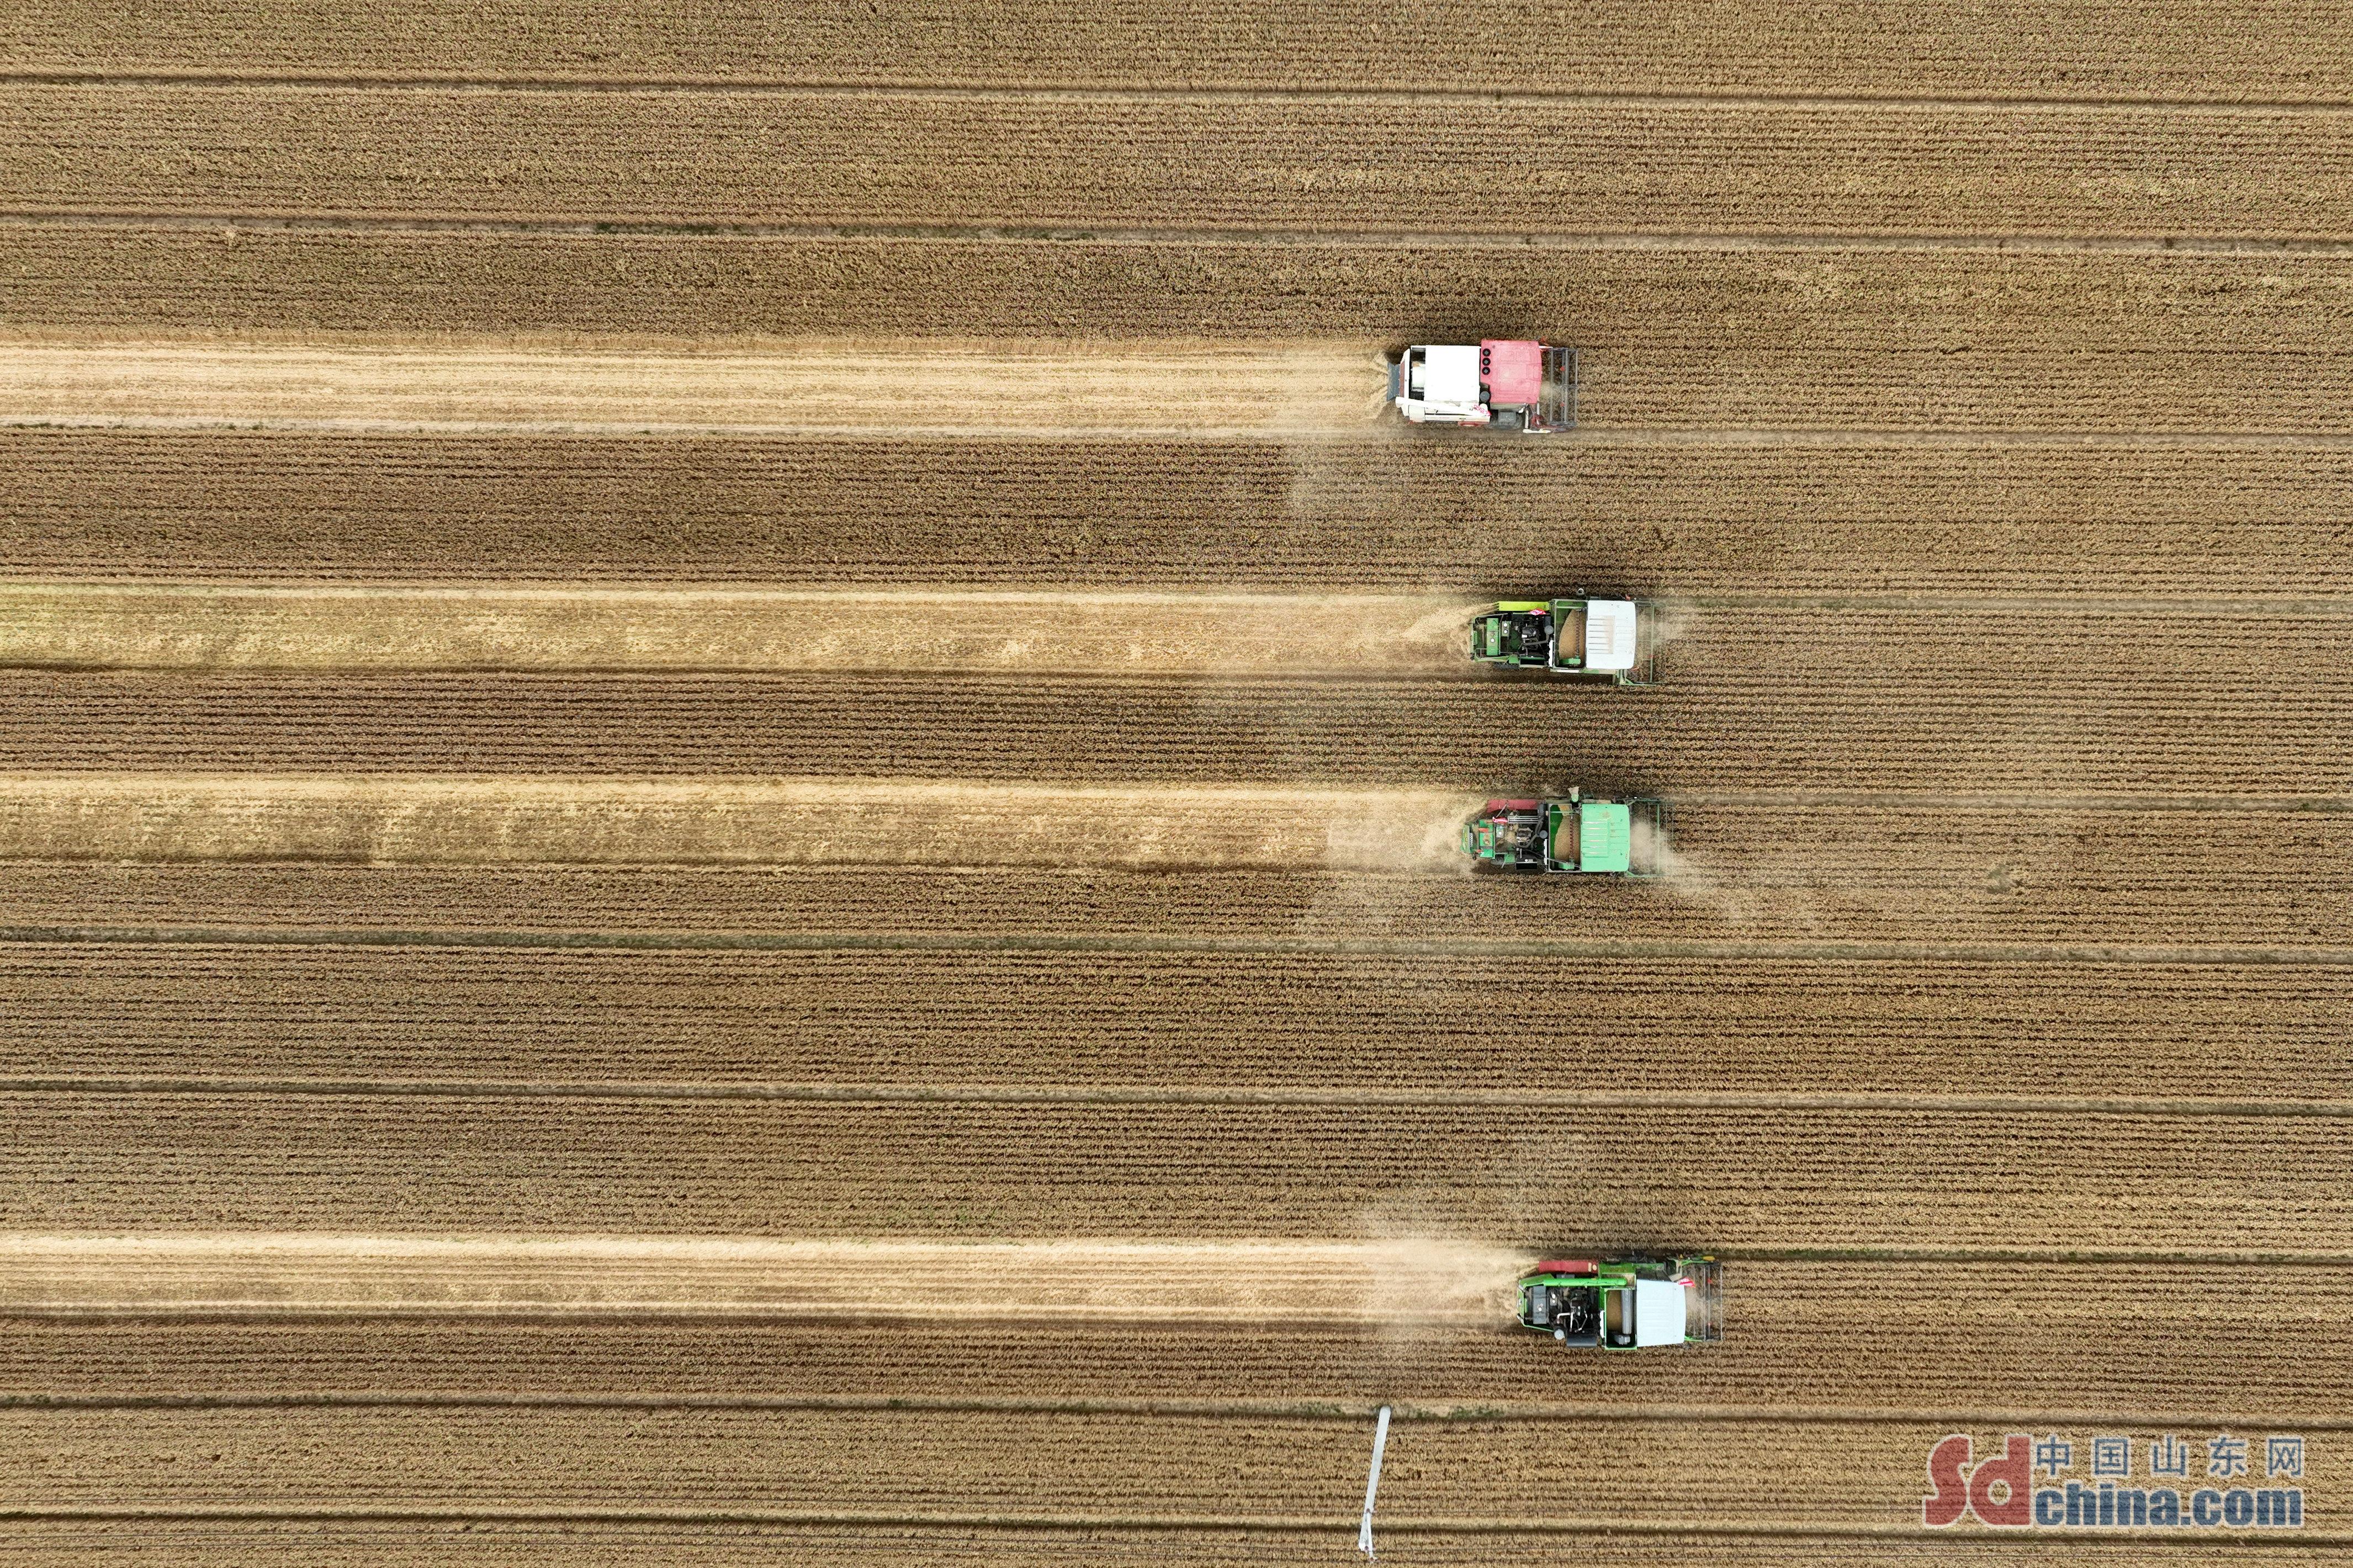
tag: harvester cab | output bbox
[1389,341,1577,431]
[1516,1256,1723,1349]
[1460,791,1667,876]
[1471,597,1655,684]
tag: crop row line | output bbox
[17,75,2353,116]
[0,1505,2344,1543]
[5,924,2350,967]
[2,1391,2350,1429]
[4,1073,2351,1121]
[20,408,2353,448]
[14,209,2353,256]
[9,580,2353,619]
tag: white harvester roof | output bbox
[1583,599,1640,673]
[1633,1278,1688,1346]
[1415,345,1483,411]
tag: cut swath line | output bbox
[15,76,2353,115]
[0,584,1482,676]
[0,338,1389,438]
[23,211,2353,254]
[0,774,1481,871]
[0,1508,2344,1543]
[2,1392,2349,1431]
[4,923,2352,967]
[3,1075,2351,1119]
[0,1234,1530,1322]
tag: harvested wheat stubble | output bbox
[6,627,2349,788]
[10,430,2353,594]
[0,339,1387,437]
[9,0,2350,102]
[8,944,2346,1100]
[13,88,2353,239]
[8,1259,2349,1419]
[0,1404,2337,1530]
[0,1234,1524,1322]
[8,796,2344,949]
[0,584,1480,675]
[0,773,1477,869]
[1,1093,2344,1251]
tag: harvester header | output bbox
[1389,341,1577,431]
[1516,1256,1723,1348]
[1460,791,1667,876]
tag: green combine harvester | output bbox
[1460,790,1667,876]
[1469,596,1655,684]
[1515,1256,1724,1348]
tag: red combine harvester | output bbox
[1387,341,1577,431]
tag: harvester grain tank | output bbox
[1471,597,1654,684]
[1389,341,1577,430]
[1460,790,1667,876]
[1515,1256,1723,1348]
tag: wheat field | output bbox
[1,2,2348,1560]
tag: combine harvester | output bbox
[1460,790,1667,877]
[1515,1256,1723,1348]
[1469,596,1655,684]
[1389,341,1577,431]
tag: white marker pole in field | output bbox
[1358,1404,1392,1558]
